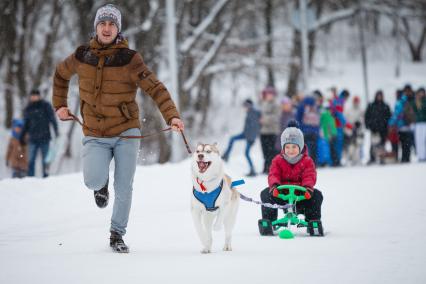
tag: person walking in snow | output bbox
[53,4,184,253]
[6,119,28,178]
[365,90,391,164]
[330,89,351,166]
[222,99,261,177]
[413,87,426,161]
[344,96,365,165]
[389,85,415,163]
[314,90,337,167]
[259,87,280,174]
[20,89,59,177]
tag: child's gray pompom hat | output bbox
[280,127,304,151]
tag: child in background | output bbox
[6,119,28,178]
[260,121,323,223]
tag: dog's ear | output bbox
[212,142,221,154]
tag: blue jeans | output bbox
[223,133,255,174]
[28,142,50,177]
[82,128,141,236]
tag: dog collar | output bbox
[193,180,223,212]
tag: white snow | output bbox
[1,147,425,284]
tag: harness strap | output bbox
[193,180,223,211]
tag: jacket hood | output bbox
[11,119,24,139]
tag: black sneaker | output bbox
[110,231,129,253]
[94,181,109,208]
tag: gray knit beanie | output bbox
[94,4,122,32]
[280,127,304,151]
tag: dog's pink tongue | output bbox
[198,161,207,171]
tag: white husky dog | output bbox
[191,143,240,253]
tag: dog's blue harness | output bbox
[193,180,224,212]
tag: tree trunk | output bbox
[408,26,426,62]
[286,30,301,97]
[264,0,275,87]
[73,0,96,42]
[16,0,36,99]
[33,0,62,89]
[402,19,426,62]
[2,0,17,128]
[4,57,15,129]
[197,75,213,132]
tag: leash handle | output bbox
[180,130,192,154]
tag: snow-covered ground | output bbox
[1,147,425,284]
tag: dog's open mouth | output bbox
[197,161,211,173]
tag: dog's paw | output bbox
[200,248,211,254]
[223,244,232,251]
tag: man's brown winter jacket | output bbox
[53,38,180,137]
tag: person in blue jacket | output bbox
[330,90,351,166]
[223,99,261,176]
[389,86,416,163]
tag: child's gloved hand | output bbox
[269,184,279,197]
[304,187,314,199]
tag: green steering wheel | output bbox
[275,184,311,204]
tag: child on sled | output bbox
[260,121,323,223]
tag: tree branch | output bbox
[122,0,160,36]
[182,21,232,92]
[179,0,230,53]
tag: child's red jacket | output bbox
[268,146,317,190]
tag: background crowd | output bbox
[223,84,426,176]
[5,83,426,179]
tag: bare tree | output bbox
[1,1,18,128]
[401,17,426,61]
[264,0,275,87]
